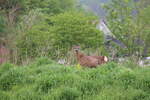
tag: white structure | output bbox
[96,19,126,48]
[97,19,115,38]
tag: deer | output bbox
[72,46,98,68]
[72,46,108,68]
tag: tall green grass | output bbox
[0,57,150,100]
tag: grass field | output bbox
[0,57,150,100]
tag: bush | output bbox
[0,67,27,91]
[16,11,104,60]
[13,87,41,100]
[26,0,76,15]
[36,74,63,93]
[55,87,81,100]
[33,57,57,66]
[0,91,10,100]
[0,63,14,77]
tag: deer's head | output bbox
[72,46,81,53]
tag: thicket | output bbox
[0,0,149,64]
[16,11,104,61]
[0,58,150,100]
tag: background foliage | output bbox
[103,0,150,57]
[16,11,104,61]
[0,0,149,64]
[0,0,150,99]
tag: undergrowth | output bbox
[0,57,150,100]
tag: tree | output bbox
[16,11,104,60]
[103,0,149,57]
[138,5,150,56]
[26,0,76,15]
[0,0,26,25]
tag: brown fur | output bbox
[75,50,98,68]
[72,46,108,68]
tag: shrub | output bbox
[56,87,81,100]
[33,57,56,66]
[0,91,10,100]
[16,11,104,60]
[0,63,14,77]
[0,68,27,91]
[13,87,41,100]
[26,0,76,15]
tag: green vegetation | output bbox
[16,11,103,60]
[0,58,150,100]
[0,0,149,64]
[104,0,150,57]
[0,0,149,100]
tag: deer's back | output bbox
[78,56,99,68]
